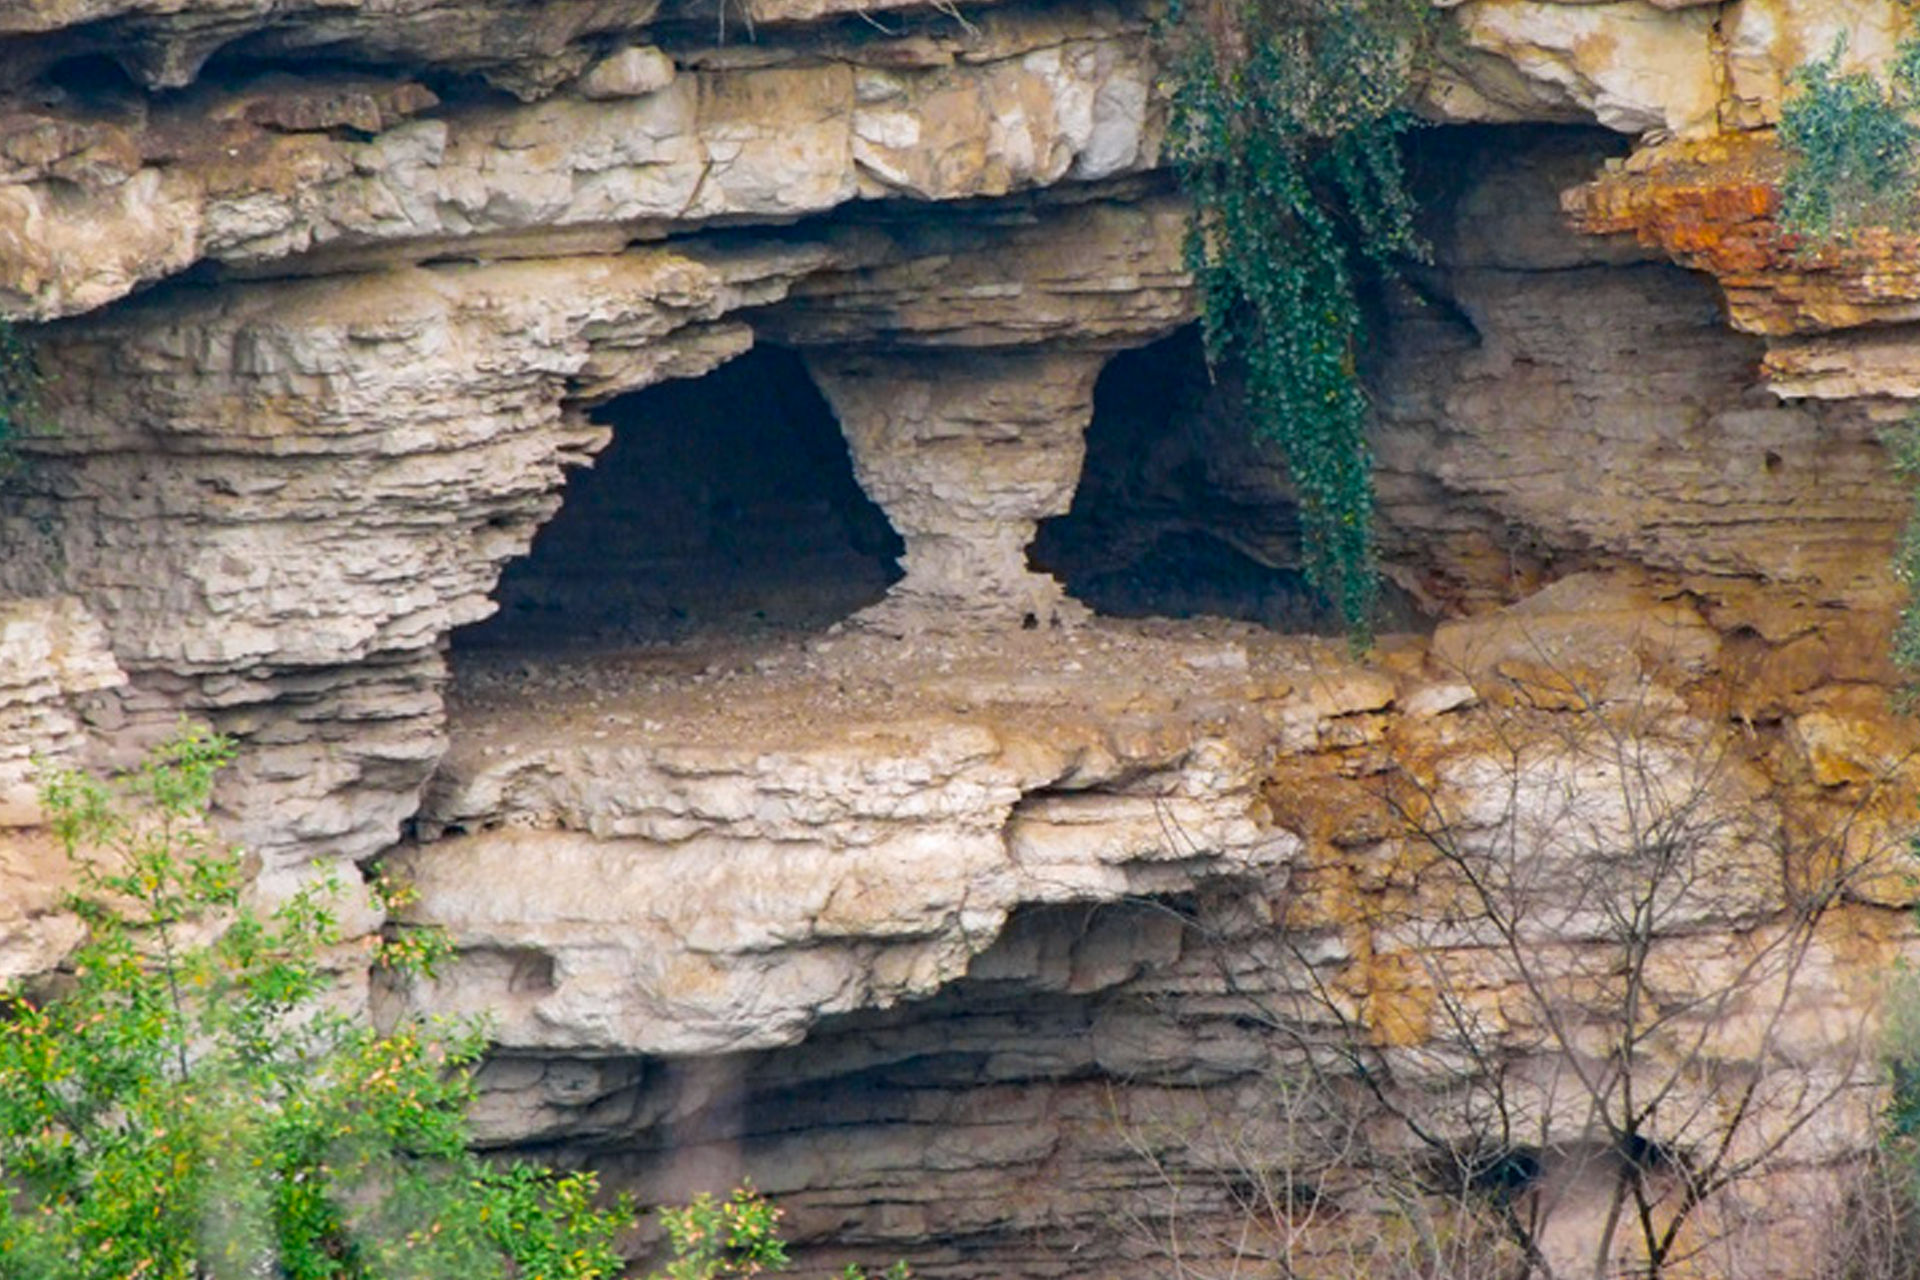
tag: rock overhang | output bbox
[5,0,1920,1273]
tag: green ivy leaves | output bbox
[1167,0,1430,645]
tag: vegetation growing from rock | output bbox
[1165,0,1431,642]
[1135,676,1900,1276]
[1883,417,1920,682]
[654,1187,909,1279]
[1779,31,1920,685]
[0,725,634,1279]
[0,726,920,1278]
[1778,32,1920,242]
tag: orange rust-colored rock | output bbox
[1570,134,1920,337]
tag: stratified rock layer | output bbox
[442,581,1916,1279]
[0,598,122,982]
[806,351,1104,631]
[0,245,833,876]
[4,0,1920,1277]
[389,624,1327,1058]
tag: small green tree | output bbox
[1,725,918,1279]
[0,724,633,1279]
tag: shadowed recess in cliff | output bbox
[1032,326,1425,635]
[475,899,1207,1276]
[454,344,903,651]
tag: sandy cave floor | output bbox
[441,616,1425,762]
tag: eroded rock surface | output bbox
[0,244,836,876]
[805,351,1104,631]
[447,591,1918,1278]
[4,0,1920,1276]
[0,597,121,818]
[388,623,1334,1056]
[1379,130,1904,618]
[0,2,1163,319]
[0,598,121,982]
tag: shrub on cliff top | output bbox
[1165,0,1433,645]
[1778,31,1920,242]
[1778,30,1920,693]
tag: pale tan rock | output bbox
[1425,730,1785,939]
[1420,45,1596,125]
[0,185,1196,874]
[1429,571,1721,705]
[1380,131,1904,613]
[1763,330,1920,400]
[806,350,1106,632]
[556,687,1899,1279]
[0,598,123,982]
[1400,680,1479,718]
[0,597,124,818]
[1720,0,1908,129]
[0,8,1158,320]
[578,46,676,99]
[0,3,1911,1273]
[765,195,1193,349]
[0,246,827,865]
[1789,685,1913,787]
[1447,0,1721,137]
[0,830,83,983]
[388,626,1307,1056]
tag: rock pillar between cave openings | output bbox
[804,348,1105,632]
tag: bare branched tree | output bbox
[1111,1071,1528,1278]
[1117,653,1915,1279]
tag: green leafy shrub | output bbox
[654,1186,791,1279]
[1778,32,1920,242]
[1,725,917,1279]
[652,1186,908,1279]
[1777,31,1920,696]
[1165,0,1432,644]
[0,724,634,1279]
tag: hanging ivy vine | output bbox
[1166,0,1433,645]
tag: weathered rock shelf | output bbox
[7,0,1920,1273]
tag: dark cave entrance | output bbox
[455,344,902,652]
[1034,326,1363,634]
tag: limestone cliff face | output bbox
[2,0,1919,1275]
